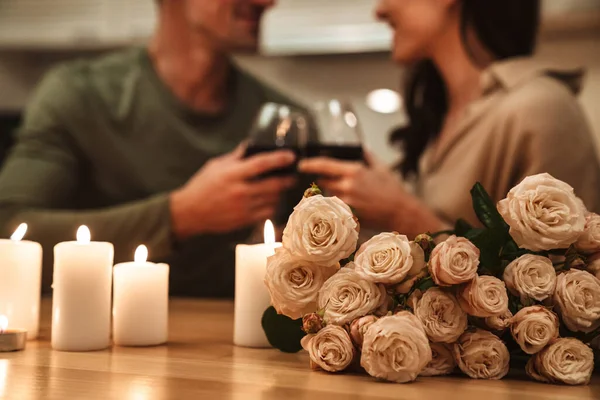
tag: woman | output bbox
[299,0,600,237]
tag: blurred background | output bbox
[0,0,598,164]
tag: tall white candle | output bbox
[113,245,169,346]
[0,224,42,340]
[234,220,281,348]
[51,226,114,351]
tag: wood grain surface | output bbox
[0,298,598,400]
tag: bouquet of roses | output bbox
[262,173,599,385]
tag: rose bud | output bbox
[414,233,435,254]
[303,183,323,198]
[302,312,325,334]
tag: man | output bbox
[0,0,301,297]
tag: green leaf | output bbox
[467,228,507,276]
[470,183,509,231]
[502,240,520,257]
[415,276,435,292]
[454,219,473,237]
[340,252,355,266]
[261,306,305,353]
[464,227,484,240]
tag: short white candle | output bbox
[113,245,169,346]
[0,224,42,340]
[51,226,114,351]
[234,220,281,348]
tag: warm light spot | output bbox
[344,112,358,128]
[10,223,27,242]
[135,245,148,263]
[128,378,153,400]
[366,89,402,114]
[277,105,291,119]
[328,100,342,116]
[76,225,91,244]
[264,220,275,245]
[0,315,7,333]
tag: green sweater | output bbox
[0,48,303,297]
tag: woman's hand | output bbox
[298,151,447,237]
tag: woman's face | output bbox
[376,0,456,64]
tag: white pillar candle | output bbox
[51,226,114,351]
[0,224,42,340]
[113,245,169,346]
[234,220,281,348]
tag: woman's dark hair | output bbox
[391,0,541,176]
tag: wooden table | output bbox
[1,299,599,400]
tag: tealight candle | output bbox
[0,315,26,352]
[234,220,281,347]
[0,224,43,340]
[113,245,169,346]
[51,226,114,352]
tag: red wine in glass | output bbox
[304,143,364,162]
[244,103,309,179]
[306,100,366,166]
[244,144,301,178]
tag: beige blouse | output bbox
[417,57,600,226]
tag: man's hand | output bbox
[170,145,296,238]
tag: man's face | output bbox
[183,0,276,52]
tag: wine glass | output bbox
[307,99,365,162]
[244,102,310,178]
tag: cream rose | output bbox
[484,309,513,331]
[457,275,509,318]
[361,312,432,383]
[354,233,420,284]
[420,343,456,377]
[348,315,378,350]
[497,173,586,251]
[317,265,386,325]
[412,288,468,343]
[265,248,338,320]
[453,329,510,380]
[428,235,479,286]
[576,213,600,253]
[553,269,600,333]
[526,338,594,385]
[510,306,559,354]
[301,325,355,372]
[282,195,358,265]
[503,254,557,303]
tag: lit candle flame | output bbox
[264,220,275,245]
[76,225,91,244]
[134,245,148,263]
[0,315,7,334]
[10,223,27,242]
